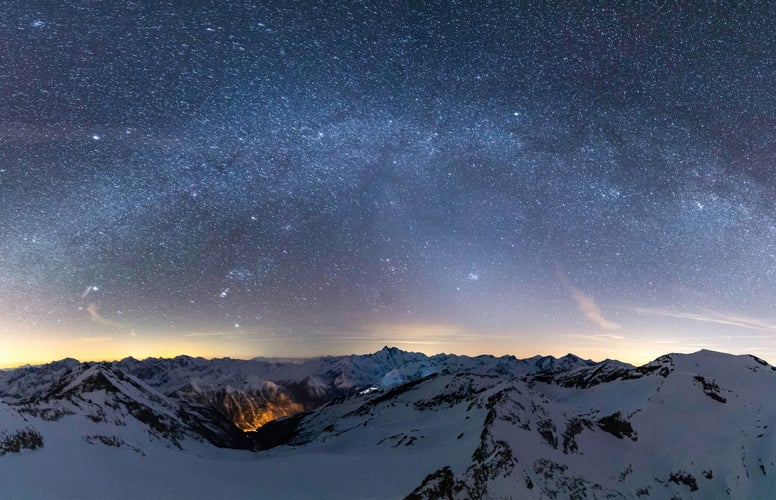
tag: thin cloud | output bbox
[633,308,776,334]
[567,333,626,342]
[181,331,251,337]
[368,323,487,340]
[85,302,121,328]
[555,264,622,331]
[568,287,623,331]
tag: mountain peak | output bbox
[46,362,130,400]
[379,346,402,354]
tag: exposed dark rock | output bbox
[248,412,309,450]
[597,412,637,441]
[0,428,43,456]
[562,418,591,454]
[538,419,558,449]
[405,466,460,500]
[693,375,727,403]
[668,471,698,492]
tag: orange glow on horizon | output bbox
[0,320,773,368]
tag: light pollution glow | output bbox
[2,311,774,369]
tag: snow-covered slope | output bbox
[408,350,776,498]
[0,358,82,401]
[0,348,773,498]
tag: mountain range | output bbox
[0,347,773,498]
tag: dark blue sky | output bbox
[2,1,776,365]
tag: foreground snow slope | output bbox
[408,350,776,498]
[0,348,773,499]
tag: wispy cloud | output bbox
[567,287,623,331]
[370,323,474,339]
[181,331,251,338]
[555,265,622,331]
[633,308,776,334]
[85,302,122,328]
[567,333,626,342]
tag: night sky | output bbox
[3,1,776,366]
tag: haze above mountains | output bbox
[0,347,774,499]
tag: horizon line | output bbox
[0,346,769,370]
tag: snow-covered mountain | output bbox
[1,346,582,432]
[0,348,773,498]
[404,350,776,498]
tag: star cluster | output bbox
[2,1,776,365]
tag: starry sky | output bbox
[2,1,776,366]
